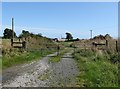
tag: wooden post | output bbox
[106,40,108,48]
[73,41,75,55]
[57,45,60,56]
[92,42,96,51]
[116,41,118,52]
[11,39,13,47]
[118,39,120,52]
[22,41,26,49]
[19,38,20,42]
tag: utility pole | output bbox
[90,30,92,39]
[11,18,14,47]
[12,18,14,40]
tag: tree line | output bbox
[2,28,43,39]
[2,28,79,41]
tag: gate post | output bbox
[116,41,118,52]
[106,40,108,50]
[11,39,13,47]
[57,45,60,56]
[74,45,75,55]
[22,41,26,49]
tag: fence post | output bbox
[19,38,20,42]
[92,42,96,51]
[74,45,75,55]
[106,40,108,50]
[57,45,60,56]
[116,41,118,52]
[22,41,26,49]
[106,40,108,47]
[118,39,120,52]
[11,39,13,47]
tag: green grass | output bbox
[49,56,61,63]
[2,49,56,69]
[58,42,73,48]
[0,57,2,73]
[49,48,71,63]
[73,49,118,87]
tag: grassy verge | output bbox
[73,49,118,87]
[0,57,2,73]
[2,48,56,69]
[49,48,71,63]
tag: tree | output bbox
[37,33,42,37]
[19,30,30,38]
[3,28,16,39]
[66,32,73,40]
[22,30,30,37]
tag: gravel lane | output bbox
[3,52,58,87]
[3,51,79,87]
[48,52,79,87]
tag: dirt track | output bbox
[3,50,79,87]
